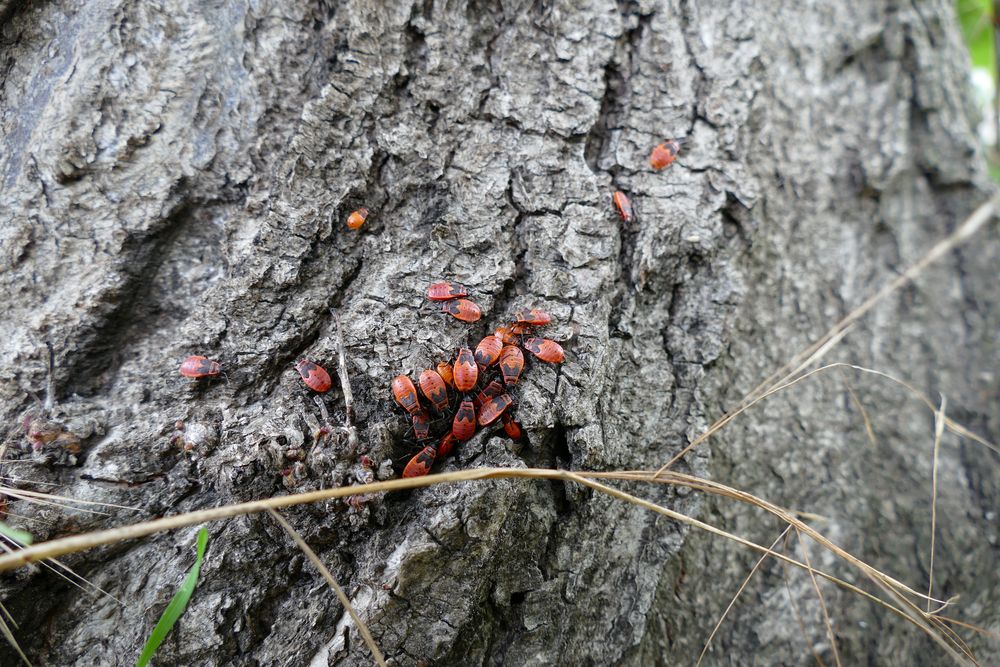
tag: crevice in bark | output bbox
[584,58,623,176]
[678,0,708,134]
[0,0,33,31]
[584,2,650,177]
[61,198,204,398]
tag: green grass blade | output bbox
[956,0,995,74]
[135,527,209,667]
[0,522,33,546]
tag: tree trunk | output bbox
[1,0,997,665]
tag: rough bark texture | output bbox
[1,0,998,665]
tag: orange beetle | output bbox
[473,380,503,411]
[295,359,332,393]
[612,191,633,222]
[649,140,680,170]
[436,361,455,388]
[411,410,431,441]
[498,345,524,386]
[426,280,469,301]
[437,432,458,458]
[418,369,449,412]
[474,335,503,370]
[391,375,422,415]
[402,446,436,478]
[346,207,369,230]
[494,326,518,346]
[502,412,523,440]
[523,338,565,364]
[452,399,476,441]
[179,355,222,379]
[442,298,482,322]
[511,308,551,326]
[453,348,478,393]
[477,394,513,426]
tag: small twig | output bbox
[697,525,793,666]
[781,531,827,667]
[928,394,946,613]
[797,529,842,667]
[267,509,386,667]
[331,309,358,452]
[841,373,877,447]
[313,396,331,425]
[44,341,55,414]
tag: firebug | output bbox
[418,369,449,412]
[498,345,524,386]
[477,394,513,426]
[474,335,503,370]
[426,280,469,301]
[452,399,476,441]
[391,375,422,415]
[494,326,517,346]
[437,432,458,458]
[402,446,436,478]
[442,298,482,322]
[412,409,431,441]
[453,348,478,393]
[473,380,503,411]
[511,308,551,326]
[649,140,680,170]
[613,191,633,222]
[295,359,332,392]
[502,412,523,440]
[347,207,369,230]
[523,338,565,363]
[436,361,455,388]
[179,356,221,379]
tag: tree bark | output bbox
[1,1,997,665]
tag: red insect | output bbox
[523,338,565,364]
[498,345,524,386]
[494,326,518,346]
[453,348,478,393]
[295,359,332,392]
[473,380,503,411]
[452,399,476,441]
[502,412,523,440]
[437,432,458,458]
[436,361,455,388]
[442,298,482,322]
[402,446,436,478]
[511,308,551,326]
[346,207,369,230]
[649,140,680,170]
[179,355,221,379]
[474,335,503,370]
[418,369,449,412]
[613,191,633,222]
[412,410,431,441]
[478,394,513,426]
[426,280,469,301]
[391,375,422,415]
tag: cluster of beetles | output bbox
[177,139,680,480]
[391,280,565,477]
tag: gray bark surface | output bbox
[0,1,997,665]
